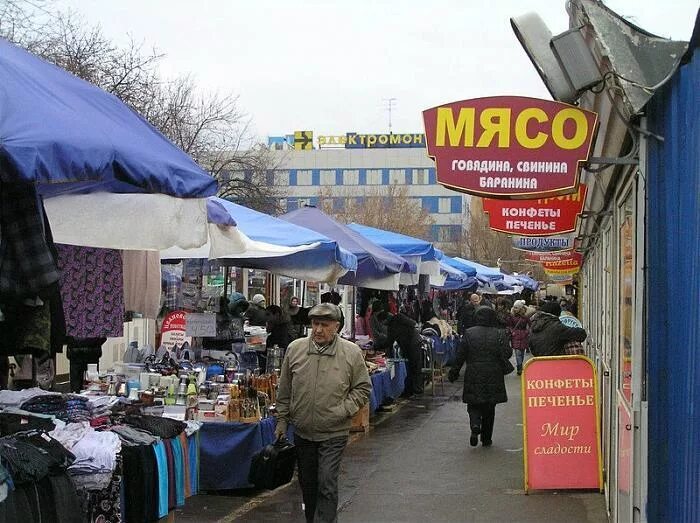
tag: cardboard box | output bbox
[350,404,370,433]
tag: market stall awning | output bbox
[160,198,357,283]
[346,223,444,285]
[514,273,540,291]
[454,258,505,283]
[432,257,478,290]
[0,37,219,252]
[280,207,415,290]
[0,37,216,198]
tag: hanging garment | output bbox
[55,245,124,338]
[122,250,161,319]
[152,442,169,519]
[0,182,60,299]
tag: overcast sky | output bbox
[55,0,698,140]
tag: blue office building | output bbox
[262,134,470,253]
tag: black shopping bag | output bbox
[248,439,296,490]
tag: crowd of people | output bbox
[217,288,587,523]
[450,291,587,449]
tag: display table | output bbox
[369,360,407,413]
[200,361,407,490]
[200,417,293,490]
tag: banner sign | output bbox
[317,133,426,149]
[541,252,583,272]
[512,235,574,252]
[482,184,587,236]
[160,310,192,350]
[423,96,597,198]
[547,273,575,284]
[525,250,576,263]
[522,356,603,492]
[545,266,581,276]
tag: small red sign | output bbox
[423,96,597,198]
[522,357,602,492]
[525,250,576,262]
[160,310,191,350]
[482,184,587,236]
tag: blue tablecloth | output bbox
[369,360,407,413]
[432,335,460,366]
[200,417,295,490]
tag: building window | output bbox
[343,170,359,185]
[296,170,312,186]
[274,170,290,186]
[366,169,382,185]
[320,170,335,185]
[436,225,459,242]
[333,198,344,211]
[422,196,438,213]
[389,169,405,185]
[438,197,451,213]
[413,168,429,185]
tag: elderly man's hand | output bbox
[274,420,288,441]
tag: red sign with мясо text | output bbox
[522,356,602,492]
[482,184,587,236]
[422,96,597,199]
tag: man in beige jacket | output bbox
[275,303,371,523]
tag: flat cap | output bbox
[308,303,341,322]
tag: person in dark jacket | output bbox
[448,306,512,447]
[457,293,481,335]
[245,294,268,326]
[384,312,424,395]
[528,301,587,357]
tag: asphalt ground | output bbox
[176,361,607,522]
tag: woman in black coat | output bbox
[448,306,512,447]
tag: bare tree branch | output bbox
[1,1,279,212]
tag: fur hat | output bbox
[251,294,266,305]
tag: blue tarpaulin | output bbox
[206,198,357,282]
[347,223,437,260]
[280,207,415,290]
[0,37,216,198]
[440,256,478,277]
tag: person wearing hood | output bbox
[528,301,587,357]
[245,294,268,326]
[448,306,512,447]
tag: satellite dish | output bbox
[510,12,578,103]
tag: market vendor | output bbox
[245,294,268,326]
[275,303,371,523]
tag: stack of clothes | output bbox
[0,430,82,523]
[20,393,91,423]
[0,390,202,522]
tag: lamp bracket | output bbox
[585,156,638,166]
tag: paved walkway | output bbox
[178,370,608,522]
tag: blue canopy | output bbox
[454,258,505,283]
[0,37,216,198]
[440,257,478,277]
[347,223,437,261]
[207,199,356,282]
[280,207,414,289]
[514,273,539,291]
